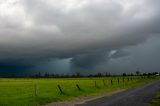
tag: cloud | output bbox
[70,52,108,69]
[101,36,160,74]
[0,0,160,73]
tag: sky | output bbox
[0,0,160,76]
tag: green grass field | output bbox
[0,77,157,106]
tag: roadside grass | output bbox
[150,92,160,106]
[0,77,156,106]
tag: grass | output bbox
[150,92,160,106]
[0,76,156,106]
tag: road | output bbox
[76,80,160,106]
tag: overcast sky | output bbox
[0,0,160,76]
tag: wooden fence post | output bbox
[111,80,113,85]
[34,83,38,96]
[118,79,119,84]
[102,80,106,86]
[76,84,81,91]
[95,80,97,88]
[57,85,63,94]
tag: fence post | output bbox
[57,85,63,94]
[118,78,119,84]
[103,80,106,86]
[76,84,81,91]
[34,83,38,96]
[111,80,113,85]
[95,80,97,88]
[123,78,124,82]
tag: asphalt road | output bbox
[77,80,160,106]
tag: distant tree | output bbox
[71,74,76,78]
[88,74,93,77]
[76,72,81,77]
[55,74,60,78]
[60,74,64,78]
[152,72,158,75]
[51,73,55,78]
[122,73,127,76]
[136,71,140,76]
[130,73,134,76]
[95,73,102,77]
[105,72,110,77]
[147,73,152,77]
[65,74,70,78]
[38,72,41,77]
[44,72,49,77]
[142,73,147,76]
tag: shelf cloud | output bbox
[0,0,160,75]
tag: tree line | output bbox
[6,71,159,78]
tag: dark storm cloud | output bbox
[101,36,160,74]
[70,52,108,69]
[0,0,160,73]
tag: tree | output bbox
[136,71,140,76]
[122,73,127,76]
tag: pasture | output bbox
[0,76,157,106]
